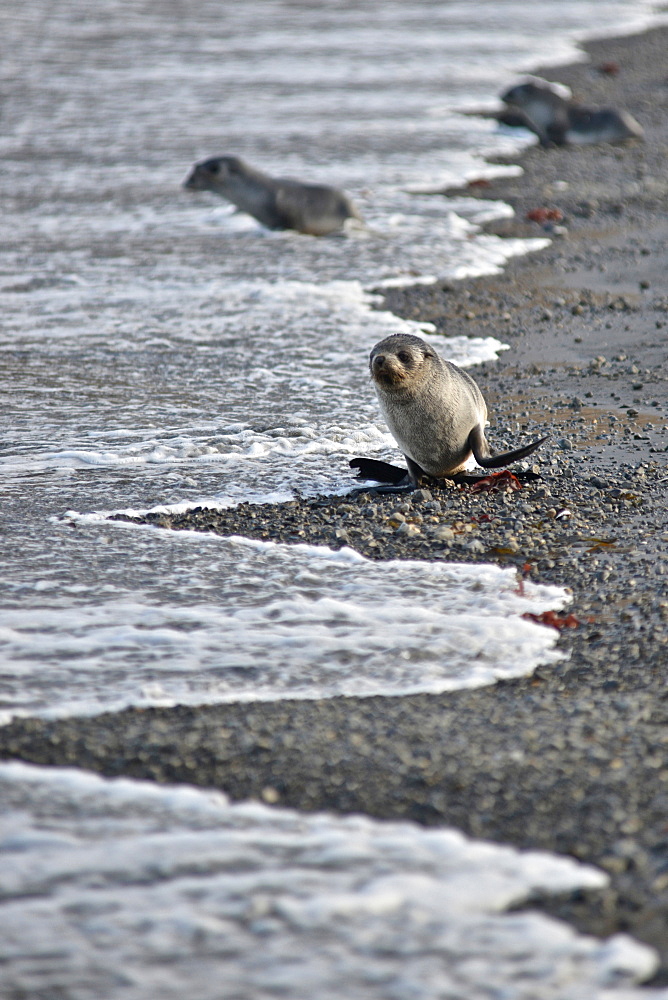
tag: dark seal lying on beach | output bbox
[500,75,643,147]
[184,155,363,235]
[354,333,546,490]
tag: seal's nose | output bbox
[183,168,198,189]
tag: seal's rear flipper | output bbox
[469,427,549,469]
[349,457,409,485]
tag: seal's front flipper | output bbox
[349,454,427,490]
[348,457,416,495]
[349,457,409,485]
[404,455,427,487]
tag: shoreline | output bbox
[2,24,668,979]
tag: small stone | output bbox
[261,786,280,804]
[431,525,455,542]
[464,539,485,554]
[599,855,628,875]
[387,512,406,527]
[411,489,432,503]
[395,521,421,538]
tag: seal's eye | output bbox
[208,163,220,175]
[398,351,411,364]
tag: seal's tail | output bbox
[469,425,548,469]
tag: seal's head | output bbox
[369,334,437,394]
[501,76,571,109]
[184,155,248,192]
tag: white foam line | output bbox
[0,528,571,724]
[0,761,664,999]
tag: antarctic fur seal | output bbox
[365,333,546,488]
[184,155,363,235]
[500,76,643,147]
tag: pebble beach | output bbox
[2,21,668,985]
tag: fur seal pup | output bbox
[367,333,546,488]
[500,76,643,147]
[184,155,363,236]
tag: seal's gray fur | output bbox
[501,77,643,147]
[184,155,362,235]
[370,333,546,485]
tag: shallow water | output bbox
[2,761,666,1000]
[3,0,659,711]
[2,1,667,993]
[0,531,569,719]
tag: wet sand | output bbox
[2,25,668,979]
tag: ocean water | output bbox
[2,761,667,1000]
[2,0,660,715]
[2,0,667,994]
[0,532,570,719]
